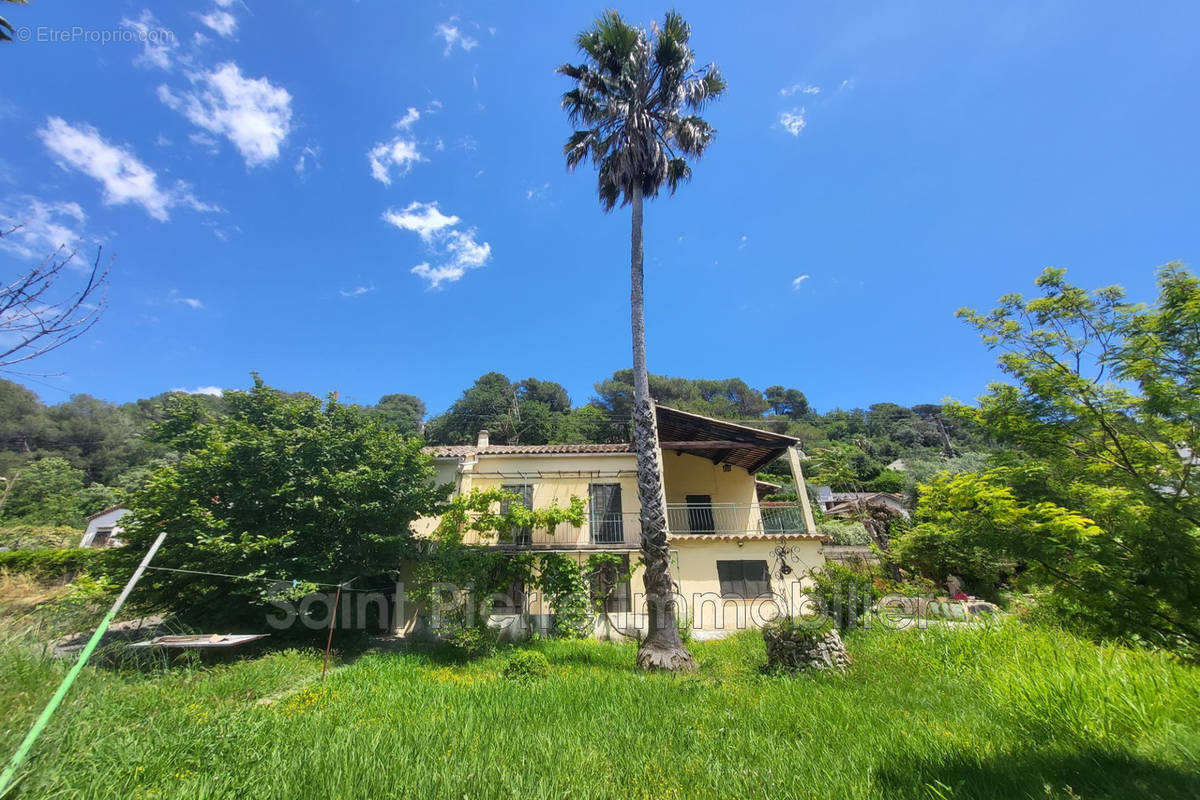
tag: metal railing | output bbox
[485,502,808,549]
[665,502,807,535]
[492,512,643,550]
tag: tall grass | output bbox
[0,619,1195,799]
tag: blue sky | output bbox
[2,1,1198,415]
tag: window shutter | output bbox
[744,560,771,597]
[589,483,624,544]
[717,561,743,597]
[716,560,771,597]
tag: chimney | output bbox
[477,429,490,448]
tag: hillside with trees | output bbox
[0,368,990,542]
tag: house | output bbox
[409,404,826,640]
[817,487,910,519]
[79,506,131,548]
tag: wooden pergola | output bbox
[655,404,800,473]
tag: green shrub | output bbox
[867,469,906,494]
[817,519,872,546]
[501,649,550,681]
[808,561,882,631]
[0,525,82,550]
[445,624,499,659]
[0,548,109,579]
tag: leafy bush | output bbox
[867,469,906,494]
[445,623,499,659]
[0,525,82,550]
[808,561,882,631]
[0,548,108,579]
[501,649,549,681]
[816,519,872,546]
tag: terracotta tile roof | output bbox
[425,443,635,458]
[668,532,828,542]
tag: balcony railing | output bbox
[483,502,808,549]
[491,512,643,550]
[665,502,807,536]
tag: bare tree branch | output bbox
[0,227,110,372]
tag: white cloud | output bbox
[0,197,87,260]
[525,182,550,201]
[339,285,373,298]
[172,293,204,309]
[294,144,320,178]
[188,131,221,153]
[384,201,491,289]
[780,83,820,97]
[367,110,426,186]
[839,78,855,91]
[38,117,213,221]
[382,201,459,241]
[120,10,177,70]
[159,62,293,167]
[171,385,223,396]
[396,107,420,129]
[196,9,237,38]
[792,275,810,290]
[436,20,478,56]
[738,234,748,249]
[779,109,807,136]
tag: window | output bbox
[91,528,113,548]
[685,494,715,533]
[589,483,624,544]
[716,560,772,598]
[500,484,534,545]
[590,554,632,613]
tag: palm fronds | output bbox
[557,10,726,211]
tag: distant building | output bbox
[80,506,131,548]
[817,486,910,519]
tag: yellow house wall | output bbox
[673,538,825,631]
[406,449,827,638]
[415,452,641,548]
[661,451,762,534]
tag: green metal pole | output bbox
[0,531,167,798]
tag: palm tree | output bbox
[1,0,28,42]
[559,10,725,670]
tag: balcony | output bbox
[666,502,807,536]
[487,502,808,550]
[492,512,643,551]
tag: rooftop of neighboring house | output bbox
[86,505,130,522]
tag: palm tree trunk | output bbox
[630,183,697,671]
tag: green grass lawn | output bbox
[1,621,1197,799]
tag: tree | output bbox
[560,10,725,670]
[372,393,426,436]
[0,233,108,372]
[556,405,626,444]
[765,386,810,419]
[943,265,1200,652]
[0,378,55,476]
[0,456,113,527]
[115,378,446,630]
[47,393,142,483]
[426,373,573,446]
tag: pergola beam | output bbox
[658,440,768,449]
